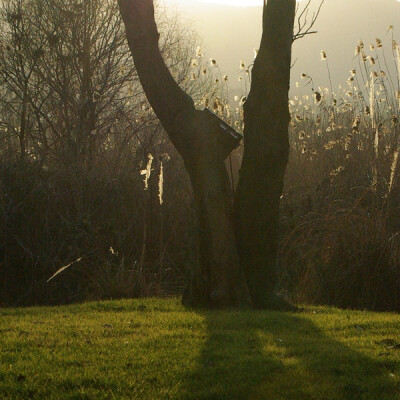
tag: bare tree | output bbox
[119,0,298,309]
[0,0,200,168]
[0,0,40,160]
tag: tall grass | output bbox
[279,34,400,311]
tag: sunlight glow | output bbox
[199,0,261,5]
[169,0,306,7]
[197,0,304,6]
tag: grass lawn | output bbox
[0,298,399,399]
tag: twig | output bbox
[47,257,83,283]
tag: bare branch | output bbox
[293,0,324,42]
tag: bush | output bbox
[0,135,192,306]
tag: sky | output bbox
[196,0,261,5]
[175,0,299,5]
[165,0,400,96]
[177,0,399,5]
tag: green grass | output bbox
[0,298,399,399]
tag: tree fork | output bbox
[119,0,250,308]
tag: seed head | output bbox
[370,71,378,79]
[352,116,361,132]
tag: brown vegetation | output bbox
[0,1,399,311]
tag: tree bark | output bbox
[119,0,250,308]
[234,0,296,309]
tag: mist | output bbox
[168,0,400,95]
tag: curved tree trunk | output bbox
[234,0,296,309]
[119,0,250,308]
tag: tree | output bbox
[0,0,201,168]
[119,0,297,309]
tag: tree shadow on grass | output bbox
[182,310,399,400]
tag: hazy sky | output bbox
[174,0,399,5]
[173,0,303,5]
[196,0,261,5]
[165,0,400,96]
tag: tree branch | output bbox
[293,0,324,42]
